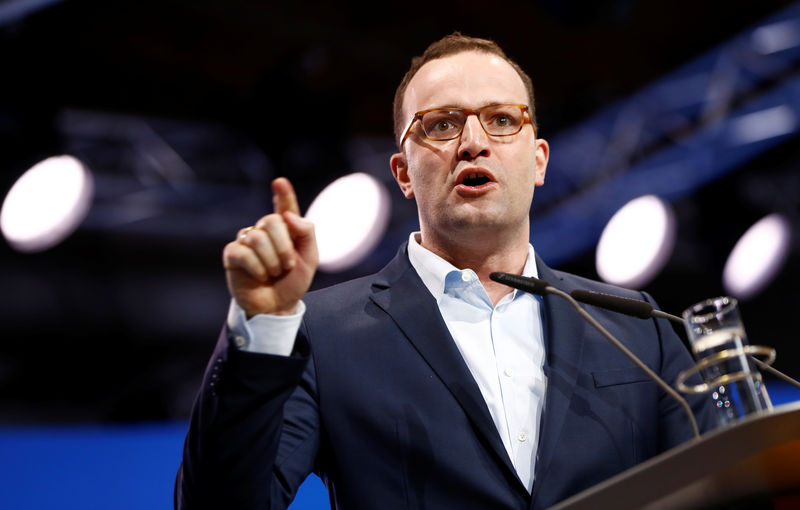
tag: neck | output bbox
[418,229,531,306]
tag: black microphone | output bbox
[570,289,682,323]
[570,289,654,320]
[568,288,800,392]
[489,271,701,439]
[489,272,552,295]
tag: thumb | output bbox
[283,210,318,257]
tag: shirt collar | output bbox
[406,232,539,302]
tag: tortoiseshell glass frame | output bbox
[399,104,534,149]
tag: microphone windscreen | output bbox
[489,272,552,295]
[570,289,654,319]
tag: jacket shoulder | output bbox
[305,273,379,312]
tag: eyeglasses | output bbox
[399,104,534,148]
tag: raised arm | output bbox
[177,178,321,510]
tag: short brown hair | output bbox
[393,32,537,148]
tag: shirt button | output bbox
[461,272,471,282]
[518,431,528,442]
[234,336,246,348]
[504,368,514,377]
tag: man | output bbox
[176,33,712,509]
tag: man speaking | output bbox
[176,33,713,509]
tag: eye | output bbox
[483,107,523,134]
[493,114,512,127]
[487,112,517,127]
[434,119,454,132]
[422,111,463,139]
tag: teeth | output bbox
[459,172,490,184]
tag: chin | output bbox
[447,214,507,232]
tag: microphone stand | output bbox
[490,272,700,440]
[545,286,701,439]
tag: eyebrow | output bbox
[422,102,524,111]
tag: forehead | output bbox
[404,51,527,116]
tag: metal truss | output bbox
[534,2,800,264]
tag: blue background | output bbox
[2,383,799,510]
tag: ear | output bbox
[390,152,414,198]
[533,138,549,187]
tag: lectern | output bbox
[548,401,800,510]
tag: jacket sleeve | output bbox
[642,291,718,449]
[175,324,321,510]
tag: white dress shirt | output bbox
[406,233,546,492]
[228,233,547,492]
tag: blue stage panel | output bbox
[2,381,798,510]
[0,422,330,510]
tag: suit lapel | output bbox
[531,257,587,508]
[369,248,523,488]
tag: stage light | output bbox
[752,19,800,54]
[305,172,390,272]
[729,105,796,144]
[1,155,94,253]
[596,195,676,289]
[723,214,791,300]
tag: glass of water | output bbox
[682,296,772,427]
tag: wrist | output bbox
[244,301,300,319]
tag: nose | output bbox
[457,114,490,160]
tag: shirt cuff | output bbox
[226,299,306,357]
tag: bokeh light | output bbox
[596,195,676,289]
[1,155,94,252]
[723,214,791,300]
[305,173,390,272]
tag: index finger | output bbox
[272,177,301,216]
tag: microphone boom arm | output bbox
[545,285,701,439]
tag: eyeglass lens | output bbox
[420,105,525,140]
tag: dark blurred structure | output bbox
[1,0,798,423]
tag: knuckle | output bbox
[258,213,283,229]
[223,253,240,270]
[265,262,283,277]
[275,244,293,257]
[223,242,240,262]
[247,228,268,244]
[242,230,268,252]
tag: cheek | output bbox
[407,170,434,201]
[524,152,541,183]
[407,151,450,185]
[505,152,536,181]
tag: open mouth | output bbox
[455,168,496,194]
[461,174,491,187]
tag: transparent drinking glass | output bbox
[680,296,772,427]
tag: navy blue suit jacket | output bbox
[177,245,712,509]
